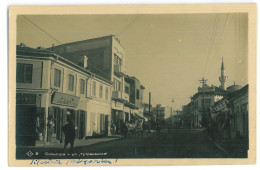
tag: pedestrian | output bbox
[47,116,55,142]
[111,123,116,135]
[62,112,75,153]
[120,120,128,139]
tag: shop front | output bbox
[16,92,44,146]
[47,92,86,143]
[111,100,124,135]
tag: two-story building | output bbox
[190,84,227,127]
[16,43,112,146]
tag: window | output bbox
[85,80,88,97]
[114,54,122,66]
[99,85,103,98]
[105,87,109,100]
[16,63,33,83]
[54,69,61,87]
[80,79,85,94]
[125,86,129,94]
[113,79,122,91]
[136,89,140,99]
[202,99,211,109]
[114,54,122,71]
[92,81,96,97]
[68,74,74,91]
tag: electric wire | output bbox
[19,15,112,78]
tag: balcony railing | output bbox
[114,65,127,77]
[112,90,129,102]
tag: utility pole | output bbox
[148,92,151,132]
[199,77,207,127]
[156,104,160,132]
[149,92,151,116]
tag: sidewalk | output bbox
[17,135,121,149]
[207,135,248,158]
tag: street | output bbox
[17,129,229,159]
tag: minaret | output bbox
[219,57,227,90]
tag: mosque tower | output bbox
[219,57,228,90]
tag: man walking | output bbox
[62,112,75,153]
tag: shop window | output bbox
[16,63,33,83]
[54,68,61,87]
[80,79,85,94]
[68,74,74,91]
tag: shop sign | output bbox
[124,106,130,113]
[16,93,36,105]
[112,101,124,110]
[52,92,80,107]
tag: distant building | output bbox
[190,84,227,127]
[151,105,172,121]
[124,76,146,121]
[184,58,233,128]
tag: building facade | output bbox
[190,84,227,128]
[16,44,112,146]
[51,35,146,135]
[210,84,248,140]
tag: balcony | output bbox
[114,65,127,77]
[112,91,129,102]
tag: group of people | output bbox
[61,112,146,153]
[111,119,146,139]
[111,120,128,138]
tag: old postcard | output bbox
[8,4,256,166]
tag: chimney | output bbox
[84,55,88,69]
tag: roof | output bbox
[16,44,113,85]
[211,84,248,108]
[17,44,54,56]
[191,85,227,100]
[226,84,243,93]
[46,35,115,51]
[227,84,248,100]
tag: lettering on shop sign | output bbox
[16,93,36,105]
[52,92,80,107]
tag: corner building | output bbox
[16,44,112,146]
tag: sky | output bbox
[17,13,248,110]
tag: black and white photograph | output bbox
[8,4,256,166]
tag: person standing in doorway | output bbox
[62,111,75,153]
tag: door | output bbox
[16,105,38,146]
[79,111,86,139]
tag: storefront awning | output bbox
[135,112,145,119]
